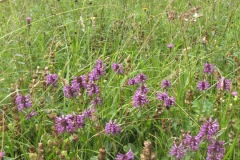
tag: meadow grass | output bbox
[0,0,239,159]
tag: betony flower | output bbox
[132,90,148,107]
[75,114,85,128]
[46,74,58,86]
[128,79,138,85]
[206,140,225,160]
[115,149,134,160]
[91,96,102,106]
[157,91,168,101]
[203,63,214,74]
[198,118,219,141]
[183,133,201,151]
[83,107,96,119]
[89,60,106,81]
[63,84,80,98]
[16,94,32,111]
[105,119,121,135]
[170,142,186,160]
[217,77,232,91]
[163,96,175,109]
[135,73,147,83]
[55,114,77,134]
[71,75,87,89]
[86,81,100,96]
[136,84,149,94]
[197,80,210,91]
[26,110,38,119]
[161,80,172,89]
[167,43,174,49]
[112,63,124,74]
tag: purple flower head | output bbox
[136,84,149,94]
[135,73,147,84]
[89,60,106,81]
[161,79,172,89]
[55,114,77,134]
[0,151,4,158]
[217,77,232,91]
[198,118,219,141]
[163,96,175,109]
[46,74,58,86]
[167,43,174,49]
[183,133,201,151]
[203,63,214,74]
[115,149,134,160]
[157,91,168,101]
[86,81,100,96]
[76,114,86,128]
[112,63,124,74]
[231,91,238,97]
[91,96,102,106]
[71,75,87,89]
[83,107,96,119]
[105,119,121,135]
[206,140,225,160]
[63,84,80,98]
[170,142,186,160]
[26,17,32,24]
[197,80,210,91]
[16,94,32,111]
[128,78,137,85]
[132,90,148,107]
[26,110,38,119]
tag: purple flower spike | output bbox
[136,84,149,94]
[161,79,172,89]
[157,91,168,101]
[63,84,80,98]
[206,140,225,160]
[46,74,58,86]
[163,96,175,109]
[71,75,87,89]
[83,107,96,119]
[112,63,124,74]
[128,79,137,85]
[167,43,174,49]
[86,81,100,96]
[203,63,214,74]
[198,118,219,141]
[16,94,32,111]
[26,110,38,119]
[231,91,238,97]
[89,60,106,81]
[183,133,201,151]
[170,142,186,160]
[135,73,147,83]
[115,149,134,160]
[105,119,121,135]
[76,114,85,128]
[217,77,232,91]
[55,114,77,134]
[133,90,148,107]
[91,96,102,106]
[197,80,210,91]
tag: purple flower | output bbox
[112,63,124,74]
[71,75,87,89]
[46,74,58,86]
[63,84,80,98]
[203,63,214,74]
[91,96,102,106]
[163,96,175,109]
[26,17,32,24]
[136,84,149,94]
[105,119,121,135]
[197,80,210,91]
[76,114,85,128]
[170,142,186,160]
[132,90,148,107]
[0,151,4,159]
[128,79,138,85]
[115,149,134,160]
[15,94,32,111]
[26,110,38,119]
[135,73,147,83]
[89,60,106,81]
[231,91,238,97]
[206,140,225,160]
[198,118,219,140]
[86,81,100,96]
[161,80,172,89]
[83,107,96,118]
[183,133,201,151]
[157,91,168,101]
[55,114,77,134]
[167,43,174,49]
[217,77,232,91]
